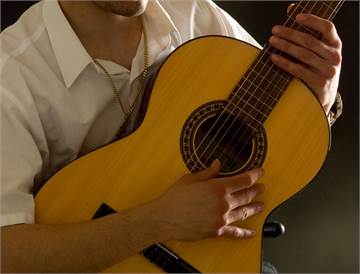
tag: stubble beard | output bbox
[93,0,148,17]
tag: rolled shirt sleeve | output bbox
[0,68,46,227]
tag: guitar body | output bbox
[35,36,330,272]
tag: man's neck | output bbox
[58,1,143,69]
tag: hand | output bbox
[154,160,265,242]
[269,9,342,114]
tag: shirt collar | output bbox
[42,0,93,89]
[42,0,180,89]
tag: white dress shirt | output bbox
[0,0,260,227]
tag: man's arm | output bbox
[1,205,163,273]
[1,161,265,272]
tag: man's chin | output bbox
[94,0,148,17]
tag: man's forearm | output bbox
[1,201,168,273]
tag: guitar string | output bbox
[208,1,344,156]
[328,1,344,20]
[218,0,341,171]
[144,2,344,268]
[202,0,342,167]
[188,0,341,173]
[184,3,301,171]
[221,1,323,170]
[185,0,310,171]
[212,45,297,168]
[186,0,342,173]
[192,1,314,171]
[224,0,343,170]
[221,0,343,172]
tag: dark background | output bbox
[1,1,359,272]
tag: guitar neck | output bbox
[227,0,344,128]
[278,1,345,42]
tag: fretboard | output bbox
[227,0,344,128]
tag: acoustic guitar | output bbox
[35,1,344,272]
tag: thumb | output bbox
[195,159,221,181]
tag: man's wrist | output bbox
[118,199,172,253]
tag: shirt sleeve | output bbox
[0,64,47,227]
[192,0,262,48]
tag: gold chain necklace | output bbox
[93,15,149,121]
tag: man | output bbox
[0,0,342,272]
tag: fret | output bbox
[230,88,273,114]
[316,1,328,18]
[225,102,264,127]
[236,78,280,106]
[295,1,318,16]
[227,100,267,119]
[232,88,274,110]
[252,60,282,88]
[314,1,329,18]
[320,0,336,12]
[240,77,282,103]
[285,15,321,38]
[257,58,292,86]
[227,92,272,111]
[228,0,344,124]
[235,91,273,113]
[247,63,289,92]
[254,58,292,85]
[296,1,343,20]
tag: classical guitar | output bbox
[35,1,344,272]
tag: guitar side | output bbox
[35,36,330,273]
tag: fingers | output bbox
[227,202,264,224]
[214,168,264,193]
[216,201,264,239]
[296,13,342,49]
[270,53,331,102]
[268,12,342,107]
[190,166,265,240]
[270,26,341,66]
[217,225,256,239]
[229,183,265,209]
[269,36,336,79]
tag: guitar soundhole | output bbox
[195,114,253,174]
[180,101,267,176]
